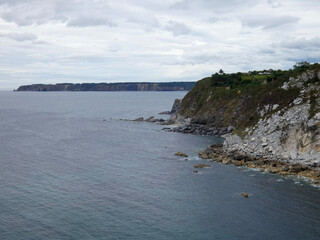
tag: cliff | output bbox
[16,82,195,91]
[173,63,320,166]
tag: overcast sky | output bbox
[0,0,320,89]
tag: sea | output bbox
[0,91,320,240]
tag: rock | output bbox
[293,98,302,105]
[281,165,290,171]
[133,117,144,122]
[272,104,279,110]
[290,165,302,173]
[261,142,268,147]
[193,170,198,173]
[158,111,171,115]
[185,158,188,161]
[145,116,155,122]
[269,168,279,174]
[281,82,289,90]
[234,161,243,166]
[233,153,246,161]
[194,163,211,168]
[227,125,234,132]
[198,151,210,159]
[222,159,231,164]
[240,193,249,198]
[154,118,165,123]
[175,152,188,157]
[170,99,181,114]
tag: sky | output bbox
[0,0,320,90]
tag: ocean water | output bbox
[0,91,320,240]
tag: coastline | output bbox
[161,67,320,187]
[154,117,320,186]
[198,143,320,187]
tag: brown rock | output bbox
[222,159,231,164]
[290,165,302,173]
[240,192,249,198]
[198,152,209,159]
[279,171,290,176]
[233,153,246,161]
[175,152,188,157]
[234,161,243,166]
[194,163,211,168]
[269,168,279,174]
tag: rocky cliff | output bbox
[16,82,195,91]
[223,69,320,165]
[172,63,320,166]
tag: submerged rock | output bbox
[194,163,211,168]
[240,193,249,198]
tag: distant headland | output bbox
[16,82,195,91]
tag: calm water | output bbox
[0,91,320,240]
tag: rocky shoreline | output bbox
[198,143,320,186]
[162,123,233,136]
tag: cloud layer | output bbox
[0,0,319,89]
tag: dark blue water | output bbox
[0,91,320,240]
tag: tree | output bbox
[293,61,310,69]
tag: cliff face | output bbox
[173,63,320,164]
[16,82,195,91]
[223,69,320,164]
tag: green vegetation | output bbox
[309,90,318,120]
[178,62,320,136]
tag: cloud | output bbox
[0,32,44,44]
[169,0,189,10]
[0,1,67,26]
[0,0,319,90]
[280,37,320,50]
[241,15,300,29]
[67,17,117,28]
[165,20,191,36]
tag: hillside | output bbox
[16,82,195,92]
[172,62,320,167]
[175,63,320,132]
